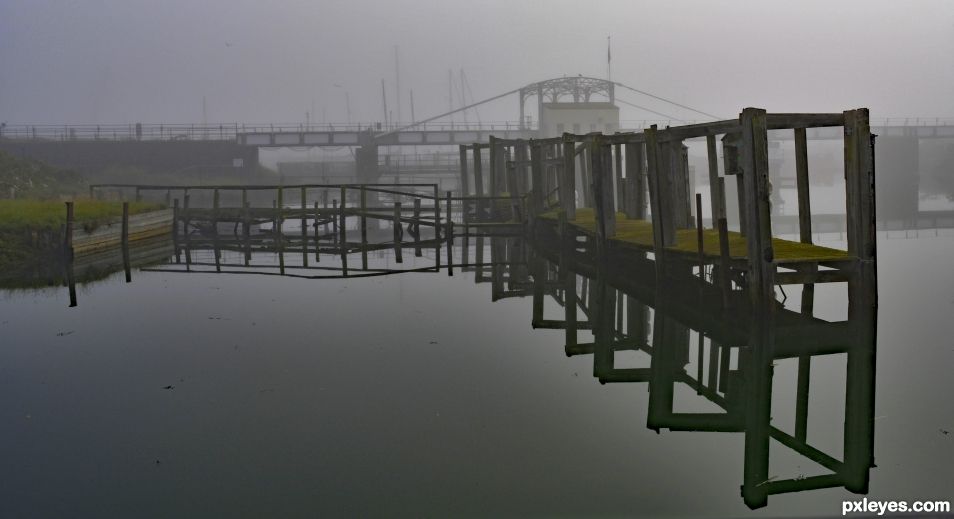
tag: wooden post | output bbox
[472,143,484,219]
[670,137,691,229]
[740,107,775,306]
[706,135,726,224]
[313,201,320,262]
[530,141,544,221]
[165,189,171,207]
[301,187,309,267]
[722,135,746,236]
[121,201,129,247]
[794,128,812,244]
[561,137,577,220]
[243,201,251,263]
[590,136,616,244]
[433,184,440,240]
[339,186,347,248]
[718,217,731,308]
[614,143,624,215]
[623,142,640,219]
[580,145,593,208]
[393,202,403,264]
[360,185,368,255]
[212,188,220,239]
[488,136,498,198]
[276,187,284,250]
[135,187,142,202]
[332,199,338,241]
[171,197,180,253]
[183,195,191,267]
[513,141,527,195]
[844,109,875,262]
[413,198,422,257]
[645,126,675,253]
[322,188,330,235]
[64,201,74,259]
[506,157,521,221]
[695,193,705,286]
[446,190,453,275]
[458,144,470,196]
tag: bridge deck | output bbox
[539,208,851,265]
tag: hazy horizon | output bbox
[2,0,953,126]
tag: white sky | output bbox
[1,0,952,125]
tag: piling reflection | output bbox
[493,233,877,510]
[41,221,879,510]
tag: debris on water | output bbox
[155,459,161,465]
[162,385,174,390]
[573,372,578,377]
[56,331,74,337]
[941,429,950,435]
[429,340,438,344]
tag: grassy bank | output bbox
[0,199,164,283]
[0,198,162,234]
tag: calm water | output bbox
[1,231,952,518]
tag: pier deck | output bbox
[539,208,850,265]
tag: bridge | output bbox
[2,76,952,222]
[4,75,953,146]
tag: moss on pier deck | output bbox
[539,208,850,264]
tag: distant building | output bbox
[539,102,620,138]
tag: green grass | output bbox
[0,198,163,233]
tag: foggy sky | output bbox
[1,0,952,126]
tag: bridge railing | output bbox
[0,121,539,142]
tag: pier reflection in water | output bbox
[63,226,877,511]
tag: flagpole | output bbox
[607,35,612,81]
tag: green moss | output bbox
[540,207,849,263]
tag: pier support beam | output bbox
[739,107,775,306]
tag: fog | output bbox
[2,0,953,126]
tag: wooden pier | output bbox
[457,107,877,310]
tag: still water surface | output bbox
[0,232,952,517]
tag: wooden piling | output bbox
[313,201,320,262]
[64,201,74,259]
[590,136,616,245]
[300,187,309,267]
[530,142,544,221]
[121,201,129,247]
[446,191,453,276]
[393,202,403,264]
[332,199,339,240]
[614,143,624,215]
[172,198,180,258]
[844,109,876,262]
[339,186,347,248]
[472,143,484,219]
[458,144,470,196]
[740,107,775,306]
[488,136,498,198]
[183,195,192,267]
[706,135,726,223]
[413,198,422,257]
[561,137,577,220]
[718,217,731,308]
[794,127,812,244]
[695,193,704,286]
